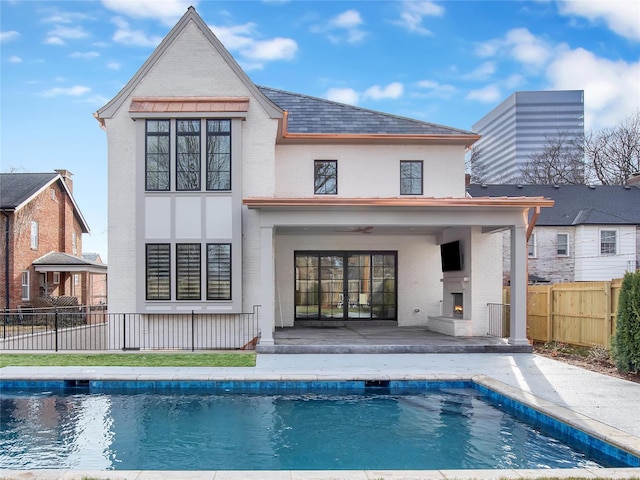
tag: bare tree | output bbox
[584,111,640,185]
[465,145,488,184]
[520,132,585,185]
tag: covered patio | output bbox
[257,323,530,353]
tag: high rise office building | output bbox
[472,90,584,183]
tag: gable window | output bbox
[400,160,423,195]
[30,221,39,250]
[146,244,171,300]
[72,232,77,254]
[206,120,231,190]
[176,120,201,190]
[557,233,569,256]
[207,244,231,300]
[21,271,30,301]
[314,160,337,195]
[176,243,201,300]
[146,120,170,191]
[600,230,617,255]
[528,233,536,258]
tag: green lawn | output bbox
[0,352,256,367]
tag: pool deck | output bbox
[2,352,640,479]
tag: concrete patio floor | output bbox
[257,324,529,354]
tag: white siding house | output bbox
[96,8,551,349]
[468,184,640,284]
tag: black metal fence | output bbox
[1,305,260,351]
[487,303,510,338]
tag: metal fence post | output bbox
[191,310,195,352]
[54,308,59,352]
[122,314,127,351]
[3,308,6,340]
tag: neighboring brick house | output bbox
[0,170,107,309]
[95,7,552,348]
[467,183,640,283]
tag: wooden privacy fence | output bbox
[505,279,623,347]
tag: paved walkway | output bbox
[2,352,640,479]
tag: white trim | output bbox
[21,271,30,301]
[599,228,617,256]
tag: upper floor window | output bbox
[30,221,39,250]
[207,120,231,191]
[72,232,77,254]
[556,233,569,256]
[400,160,423,195]
[527,233,536,258]
[146,120,170,191]
[314,160,337,195]
[600,230,617,255]
[176,120,201,191]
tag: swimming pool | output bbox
[1,379,638,471]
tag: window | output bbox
[30,221,38,249]
[176,244,201,300]
[206,120,231,190]
[600,230,617,255]
[207,244,231,300]
[53,272,60,285]
[314,160,337,194]
[146,244,171,300]
[21,271,29,301]
[176,119,201,190]
[557,233,569,256]
[72,232,77,254]
[528,233,536,258]
[400,160,423,195]
[146,120,170,191]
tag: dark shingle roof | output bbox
[467,184,640,226]
[0,173,58,210]
[33,252,107,269]
[257,86,476,136]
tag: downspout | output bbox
[2,211,10,309]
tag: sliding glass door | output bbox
[295,251,397,320]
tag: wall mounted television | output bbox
[440,240,463,272]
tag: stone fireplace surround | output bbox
[428,276,471,336]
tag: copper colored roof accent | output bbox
[129,97,250,114]
[243,196,554,208]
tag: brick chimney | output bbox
[626,172,640,187]
[55,169,73,193]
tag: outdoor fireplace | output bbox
[452,293,463,318]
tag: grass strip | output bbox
[0,352,256,368]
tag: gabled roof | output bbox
[467,184,640,226]
[33,252,107,272]
[0,172,90,233]
[95,7,282,125]
[258,86,477,138]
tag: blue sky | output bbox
[1,0,639,260]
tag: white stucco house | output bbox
[95,7,552,349]
[468,184,640,284]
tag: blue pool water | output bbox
[1,380,637,471]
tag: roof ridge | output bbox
[256,85,476,136]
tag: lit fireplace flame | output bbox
[454,305,463,314]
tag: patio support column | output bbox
[258,224,275,346]
[509,225,529,345]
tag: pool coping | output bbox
[2,371,640,479]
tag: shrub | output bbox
[611,271,640,373]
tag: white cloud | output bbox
[466,84,502,103]
[210,23,298,68]
[461,61,496,81]
[393,1,444,35]
[112,17,163,47]
[363,82,404,100]
[44,36,65,46]
[39,85,91,97]
[70,51,100,60]
[41,9,92,24]
[0,31,20,43]
[107,62,122,70]
[546,47,640,129]
[326,87,360,105]
[327,9,367,44]
[8,55,22,63]
[476,28,553,68]
[47,25,89,40]
[102,0,196,26]
[415,79,457,98]
[558,0,640,41]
